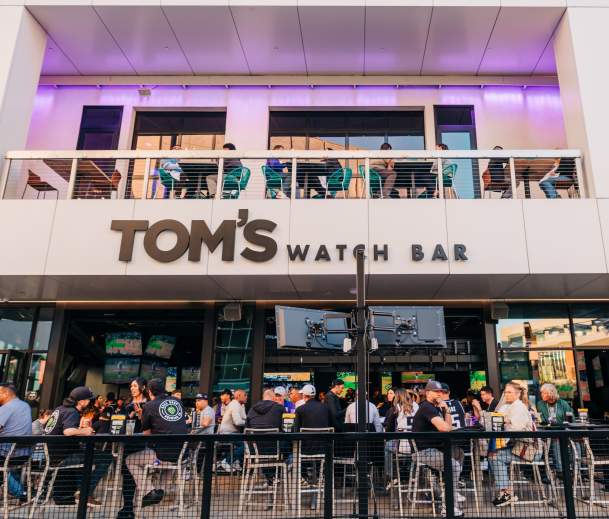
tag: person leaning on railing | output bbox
[488,381,541,508]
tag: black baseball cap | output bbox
[331,379,345,388]
[439,383,450,393]
[69,387,95,402]
[220,389,233,396]
[195,393,208,400]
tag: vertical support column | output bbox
[290,157,297,200]
[39,304,68,411]
[364,157,370,199]
[509,157,517,200]
[0,7,46,170]
[214,158,224,200]
[67,158,78,199]
[250,304,266,402]
[437,158,444,199]
[140,158,151,200]
[200,305,217,396]
[483,306,500,395]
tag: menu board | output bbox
[105,332,142,356]
[145,335,176,360]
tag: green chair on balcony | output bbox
[325,167,352,198]
[158,167,178,199]
[442,163,458,199]
[358,165,383,198]
[261,165,284,199]
[221,167,251,199]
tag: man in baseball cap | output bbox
[273,386,294,413]
[293,384,336,432]
[191,394,215,435]
[413,380,464,516]
[45,387,113,507]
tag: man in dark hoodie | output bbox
[246,389,284,430]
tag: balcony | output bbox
[1,149,585,202]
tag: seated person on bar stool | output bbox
[488,381,540,507]
[412,380,464,517]
[206,143,243,197]
[471,385,499,419]
[44,387,113,507]
[217,389,248,472]
[266,144,293,197]
[0,384,33,502]
[124,378,188,513]
[370,143,398,198]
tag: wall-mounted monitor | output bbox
[145,335,175,360]
[275,306,349,350]
[105,332,142,356]
[140,359,168,381]
[182,367,200,383]
[103,357,140,385]
[264,372,312,385]
[369,306,446,348]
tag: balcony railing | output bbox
[0,149,585,201]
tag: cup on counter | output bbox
[126,420,136,436]
[578,409,589,423]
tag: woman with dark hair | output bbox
[126,377,148,433]
[377,387,396,417]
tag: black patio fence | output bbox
[1,428,609,519]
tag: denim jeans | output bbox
[413,448,462,496]
[539,175,573,199]
[489,447,542,490]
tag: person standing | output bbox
[0,384,33,501]
[293,385,335,431]
[324,379,346,431]
[124,378,188,513]
[412,380,464,517]
[125,377,148,433]
[44,387,113,507]
[215,389,232,425]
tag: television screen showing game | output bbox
[145,335,176,360]
[140,359,168,381]
[105,332,142,356]
[103,357,140,385]
[182,367,200,383]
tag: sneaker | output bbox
[386,478,399,491]
[217,460,231,472]
[441,506,463,517]
[457,480,467,489]
[493,491,518,507]
[455,492,466,503]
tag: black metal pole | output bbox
[355,248,369,518]
[559,435,577,519]
[324,438,334,519]
[200,439,215,519]
[76,440,95,519]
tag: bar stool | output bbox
[408,440,443,517]
[392,435,414,516]
[460,439,480,514]
[238,428,288,513]
[581,437,609,512]
[296,428,333,516]
[508,439,556,514]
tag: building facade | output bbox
[1,1,609,417]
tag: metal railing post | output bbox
[443,437,454,519]
[214,158,224,200]
[0,158,10,200]
[575,156,585,198]
[67,158,78,199]
[509,157,517,199]
[364,157,370,199]
[559,434,577,519]
[437,158,444,199]
[323,438,334,519]
[141,158,151,200]
[291,157,297,200]
[76,440,95,519]
[200,438,215,519]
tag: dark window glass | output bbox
[77,106,123,150]
[435,105,475,126]
[134,112,226,136]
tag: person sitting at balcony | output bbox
[483,146,511,198]
[217,388,248,472]
[472,385,499,420]
[539,157,576,199]
[420,143,450,198]
[159,145,184,199]
[371,143,398,198]
[206,143,243,197]
[488,381,540,507]
[266,144,292,197]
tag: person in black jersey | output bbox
[123,378,187,516]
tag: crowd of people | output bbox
[0,374,599,518]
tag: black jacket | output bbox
[324,391,345,431]
[246,400,284,430]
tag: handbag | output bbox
[511,439,539,462]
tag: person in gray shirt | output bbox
[191,394,215,435]
[0,384,33,501]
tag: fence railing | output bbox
[1,428,608,519]
[0,149,585,201]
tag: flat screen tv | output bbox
[145,335,176,360]
[140,359,168,381]
[103,357,140,385]
[105,332,142,356]
[182,367,200,383]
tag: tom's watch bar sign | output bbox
[111,209,468,264]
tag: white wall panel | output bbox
[45,200,135,275]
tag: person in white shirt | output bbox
[217,389,248,471]
[295,387,306,409]
[344,398,383,432]
[488,382,538,508]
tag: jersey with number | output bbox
[445,399,466,430]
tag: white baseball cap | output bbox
[273,386,287,397]
[301,384,316,397]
